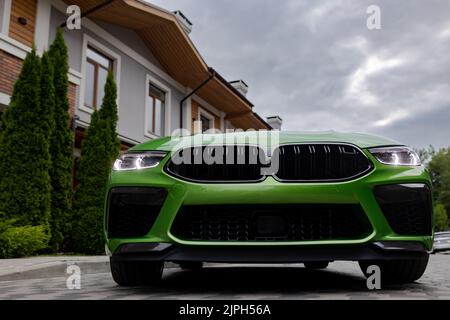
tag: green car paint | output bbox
[104,131,433,254]
[129,130,401,152]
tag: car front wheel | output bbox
[359,255,429,284]
[110,259,164,286]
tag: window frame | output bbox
[144,74,171,139]
[0,0,12,35]
[85,46,113,110]
[200,114,211,133]
[147,84,165,136]
[198,107,216,133]
[191,95,223,134]
[80,34,121,115]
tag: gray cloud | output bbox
[149,0,450,148]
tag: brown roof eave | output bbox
[253,112,272,130]
[208,67,254,108]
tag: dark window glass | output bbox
[147,83,166,136]
[201,114,211,133]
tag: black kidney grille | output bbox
[374,184,433,236]
[273,144,373,182]
[166,145,266,182]
[171,204,372,242]
[107,187,167,238]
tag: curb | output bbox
[0,261,110,281]
[0,260,179,281]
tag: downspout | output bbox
[179,69,216,130]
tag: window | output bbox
[146,83,166,136]
[200,114,211,133]
[197,107,215,133]
[84,46,113,109]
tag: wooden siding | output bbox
[9,0,37,47]
[191,100,199,133]
[0,48,78,121]
[68,83,78,120]
[0,49,23,96]
[215,117,221,131]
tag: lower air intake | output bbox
[171,204,373,241]
[107,187,167,238]
[374,184,433,236]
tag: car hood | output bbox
[131,131,402,152]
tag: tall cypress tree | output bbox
[98,72,120,158]
[0,49,51,230]
[48,29,73,251]
[73,72,120,254]
[40,52,56,155]
[40,52,57,249]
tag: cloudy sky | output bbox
[149,0,450,149]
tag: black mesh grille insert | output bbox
[274,144,373,182]
[374,184,433,236]
[171,204,373,241]
[107,187,167,238]
[166,145,266,182]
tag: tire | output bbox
[304,261,330,269]
[359,255,429,284]
[178,262,204,271]
[110,259,164,287]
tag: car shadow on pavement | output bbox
[132,265,420,295]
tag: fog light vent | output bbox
[374,184,432,236]
[107,187,167,238]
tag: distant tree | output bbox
[0,49,51,256]
[48,28,74,251]
[428,148,450,213]
[415,145,435,164]
[72,72,120,254]
[434,204,449,232]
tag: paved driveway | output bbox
[0,253,449,300]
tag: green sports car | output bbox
[105,131,433,286]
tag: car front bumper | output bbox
[105,152,434,260]
[110,241,429,263]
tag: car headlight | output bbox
[113,152,167,171]
[369,147,421,166]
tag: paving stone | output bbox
[0,254,449,300]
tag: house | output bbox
[0,0,279,158]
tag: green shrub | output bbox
[0,214,49,258]
[428,148,450,214]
